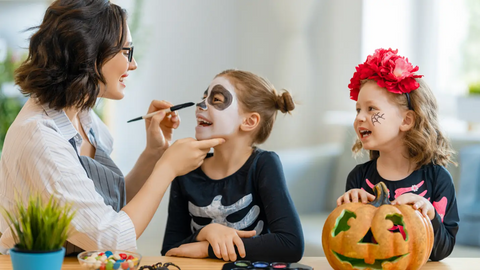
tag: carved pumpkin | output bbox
[322,182,434,270]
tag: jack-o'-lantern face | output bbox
[322,182,434,270]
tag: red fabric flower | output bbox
[348,48,423,101]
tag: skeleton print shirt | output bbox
[161,148,304,262]
[346,159,459,261]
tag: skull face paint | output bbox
[195,76,242,141]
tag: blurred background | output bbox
[1,0,480,257]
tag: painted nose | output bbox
[196,99,207,110]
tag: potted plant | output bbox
[1,195,75,270]
[457,82,480,128]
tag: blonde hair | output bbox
[352,78,455,169]
[216,69,295,145]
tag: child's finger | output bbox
[422,207,429,218]
[336,196,343,206]
[237,230,256,238]
[343,193,351,204]
[351,190,359,203]
[219,242,229,261]
[233,236,246,258]
[165,248,178,257]
[414,200,424,210]
[226,240,237,261]
[367,193,376,201]
[211,242,221,259]
[360,191,368,203]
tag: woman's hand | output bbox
[196,223,256,261]
[392,193,435,220]
[337,188,376,206]
[165,241,210,258]
[144,100,180,156]
[154,137,225,177]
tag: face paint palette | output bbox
[222,260,312,270]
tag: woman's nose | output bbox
[129,57,138,70]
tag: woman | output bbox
[0,0,223,254]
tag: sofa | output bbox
[277,132,480,258]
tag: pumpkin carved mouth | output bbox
[332,250,408,269]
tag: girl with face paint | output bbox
[338,49,458,262]
[162,70,304,262]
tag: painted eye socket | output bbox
[332,210,356,237]
[212,94,224,103]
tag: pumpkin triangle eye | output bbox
[332,210,356,237]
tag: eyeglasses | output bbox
[138,262,181,270]
[122,46,134,62]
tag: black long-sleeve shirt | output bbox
[346,159,459,261]
[161,148,304,262]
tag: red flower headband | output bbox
[348,48,423,105]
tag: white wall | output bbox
[0,1,47,50]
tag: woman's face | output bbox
[195,76,243,141]
[99,25,137,100]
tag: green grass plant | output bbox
[468,81,480,95]
[1,195,75,251]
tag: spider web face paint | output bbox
[371,112,385,126]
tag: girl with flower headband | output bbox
[161,69,304,262]
[337,48,459,261]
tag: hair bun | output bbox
[276,90,295,113]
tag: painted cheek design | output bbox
[207,85,233,111]
[371,112,385,126]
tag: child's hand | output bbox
[165,241,209,258]
[392,193,435,220]
[196,223,256,261]
[337,189,375,206]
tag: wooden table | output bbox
[0,255,478,269]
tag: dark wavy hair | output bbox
[15,0,127,111]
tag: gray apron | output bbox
[64,130,126,255]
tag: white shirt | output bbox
[0,98,136,254]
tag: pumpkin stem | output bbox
[368,181,391,207]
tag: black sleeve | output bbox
[208,152,304,262]
[161,178,199,255]
[429,166,459,261]
[345,165,363,192]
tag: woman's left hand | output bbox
[165,241,209,258]
[144,100,180,155]
[392,193,436,220]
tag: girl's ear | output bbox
[400,110,415,132]
[240,112,260,132]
